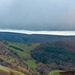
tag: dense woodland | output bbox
[31,42,75,75]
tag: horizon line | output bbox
[0,29,75,36]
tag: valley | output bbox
[0,32,74,75]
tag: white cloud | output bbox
[0,29,75,36]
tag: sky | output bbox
[0,0,75,31]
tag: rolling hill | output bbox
[0,32,75,43]
[0,41,40,75]
[31,41,75,75]
[0,32,75,75]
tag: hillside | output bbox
[31,41,75,75]
[0,41,40,75]
[0,32,75,43]
[0,41,74,75]
[0,33,75,75]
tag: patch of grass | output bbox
[25,59,40,75]
[10,47,29,57]
[25,60,37,68]
[0,65,25,75]
[49,70,64,75]
[0,65,10,72]
[6,42,40,74]
[8,42,39,52]
[7,57,15,63]
[8,42,40,57]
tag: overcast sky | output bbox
[0,0,75,31]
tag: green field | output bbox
[7,42,39,57]
[49,70,64,75]
[6,42,40,74]
[25,60,37,68]
[25,59,39,73]
[0,65,25,75]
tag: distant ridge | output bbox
[0,32,75,43]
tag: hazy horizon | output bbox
[0,29,75,36]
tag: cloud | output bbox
[0,29,75,36]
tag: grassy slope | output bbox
[24,60,39,74]
[0,65,25,75]
[49,70,64,75]
[8,42,39,57]
[25,60,37,68]
[7,42,40,74]
[0,41,66,75]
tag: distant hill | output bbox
[0,32,75,43]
